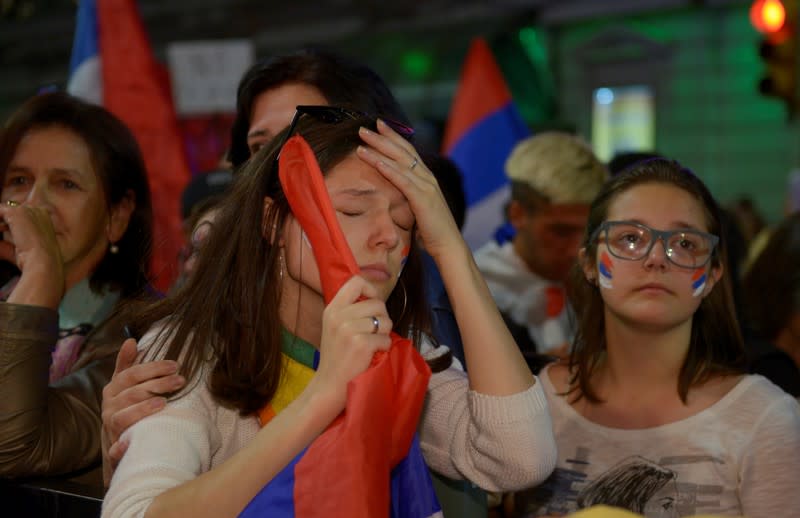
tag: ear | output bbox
[107,189,135,244]
[702,263,724,298]
[578,247,596,283]
[507,200,528,230]
[261,196,283,245]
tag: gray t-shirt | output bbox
[515,365,800,517]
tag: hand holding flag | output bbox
[240,135,440,518]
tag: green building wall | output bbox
[549,4,800,222]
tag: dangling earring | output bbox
[278,250,285,282]
[109,243,119,254]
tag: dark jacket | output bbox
[0,299,125,484]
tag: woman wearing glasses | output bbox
[102,111,557,518]
[511,159,800,517]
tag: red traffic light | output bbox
[751,0,788,38]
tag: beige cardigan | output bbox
[103,332,557,518]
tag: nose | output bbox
[24,181,52,210]
[642,236,669,270]
[370,211,400,250]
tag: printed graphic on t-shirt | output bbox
[519,448,733,518]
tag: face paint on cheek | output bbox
[691,267,707,297]
[398,245,410,278]
[598,251,614,289]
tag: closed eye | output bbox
[394,219,413,232]
[391,207,414,232]
[339,210,364,218]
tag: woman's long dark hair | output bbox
[129,115,431,415]
[567,159,746,403]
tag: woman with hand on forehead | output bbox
[511,159,800,518]
[102,109,557,517]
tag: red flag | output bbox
[440,37,530,249]
[442,38,516,153]
[98,0,190,291]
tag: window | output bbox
[592,85,655,162]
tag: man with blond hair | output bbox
[474,132,608,365]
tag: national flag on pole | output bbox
[68,0,190,292]
[442,37,531,249]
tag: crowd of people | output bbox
[1,48,798,518]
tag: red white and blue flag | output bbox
[68,0,190,291]
[442,37,531,249]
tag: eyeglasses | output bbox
[273,105,415,165]
[592,220,719,268]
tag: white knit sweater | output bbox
[102,333,557,518]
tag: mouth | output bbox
[635,283,673,294]
[359,263,391,282]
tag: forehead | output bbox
[534,203,590,226]
[325,154,406,203]
[607,182,710,230]
[249,83,329,136]
[11,125,93,170]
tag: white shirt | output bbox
[516,365,800,518]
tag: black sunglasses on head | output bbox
[273,105,415,165]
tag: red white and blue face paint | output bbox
[398,244,410,278]
[691,267,707,297]
[598,251,614,289]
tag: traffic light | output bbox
[751,0,798,116]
